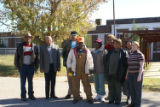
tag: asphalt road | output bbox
[0,77,160,107]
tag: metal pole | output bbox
[113,0,116,36]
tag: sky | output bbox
[91,0,160,25]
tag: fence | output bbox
[0,48,16,54]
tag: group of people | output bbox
[14,31,145,107]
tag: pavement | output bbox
[0,76,160,107]
[144,62,160,78]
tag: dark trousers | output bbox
[19,65,34,98]
[128,72,143,107]
[44,64,57,98]
[108,76,121,103]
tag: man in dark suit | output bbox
[40,36,61,99]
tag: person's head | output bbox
[45,36,53,45]
[126,41,132,50]
[23,33,32,45]
[106,34,115,45]
[132,41,140,51]
[70,31,78,41]
[95,38,102,49]
[77,37,84,49]
[113,38,122,50]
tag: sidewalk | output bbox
[0,77,160,107]
[144,62,160,78]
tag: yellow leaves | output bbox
[2,0,106,41]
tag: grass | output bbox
[0,55,66,77]
[143,78,160,91]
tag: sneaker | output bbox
[64,94,71,99]
[21,97,27,101]
[94,94,101,101]
[29,96,36,100]
[100,95,105,102]
[72,100,79,104]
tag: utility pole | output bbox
[113,0,116,36]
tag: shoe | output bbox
[51,96,58,99]
[87,99,94,104]
[127,104,135,107]
[46,97,49,100]
[108,101,114,104]
[29,96,36,100]
[115,102,120,105]
[21,97,27,101]
[64,94,71,99]
[94,94,101,101]
[72,100,79,104]
[100,96,105,102]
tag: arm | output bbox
[57,48,61,71]
[14,47,19,69]
[34,46,40,72]
[137,53,145,82]
[66,49,73,70]
[40,46,44,73]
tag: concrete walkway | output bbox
[144,62,160,78]
[0,77,160,107]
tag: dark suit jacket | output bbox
[40,44,60,73]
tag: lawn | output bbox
[0,55,66,77]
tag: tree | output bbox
[0,0,107,42]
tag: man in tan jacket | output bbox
[67,37,94,104]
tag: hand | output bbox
[137,74,142,82]
[125,74,128,80]
[68,68,72,72]
[57,68,61,72]
[40,70,44,73]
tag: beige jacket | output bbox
[67,48,94,74]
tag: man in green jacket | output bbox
[62,31,78,99]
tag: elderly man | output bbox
[40,36,61,100]
[14,33,39,101]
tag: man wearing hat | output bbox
[62,31,78,99]
[67,37,94,104]
[14,33,39,101]
[91,38,107,102]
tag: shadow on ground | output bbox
[0,98,160,107]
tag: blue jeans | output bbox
[94,73,105,96]
[128,72,143,107]
[19,65,34,98]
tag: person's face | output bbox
[77,42,84,49]
[106,37,113,45]
[24,36,32,44]
[127,42,132,50]
[95,42,101,49]
[71,35,77,41]
[113,42,121,50]
[45,37,52,45]
[132,43,138,51]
